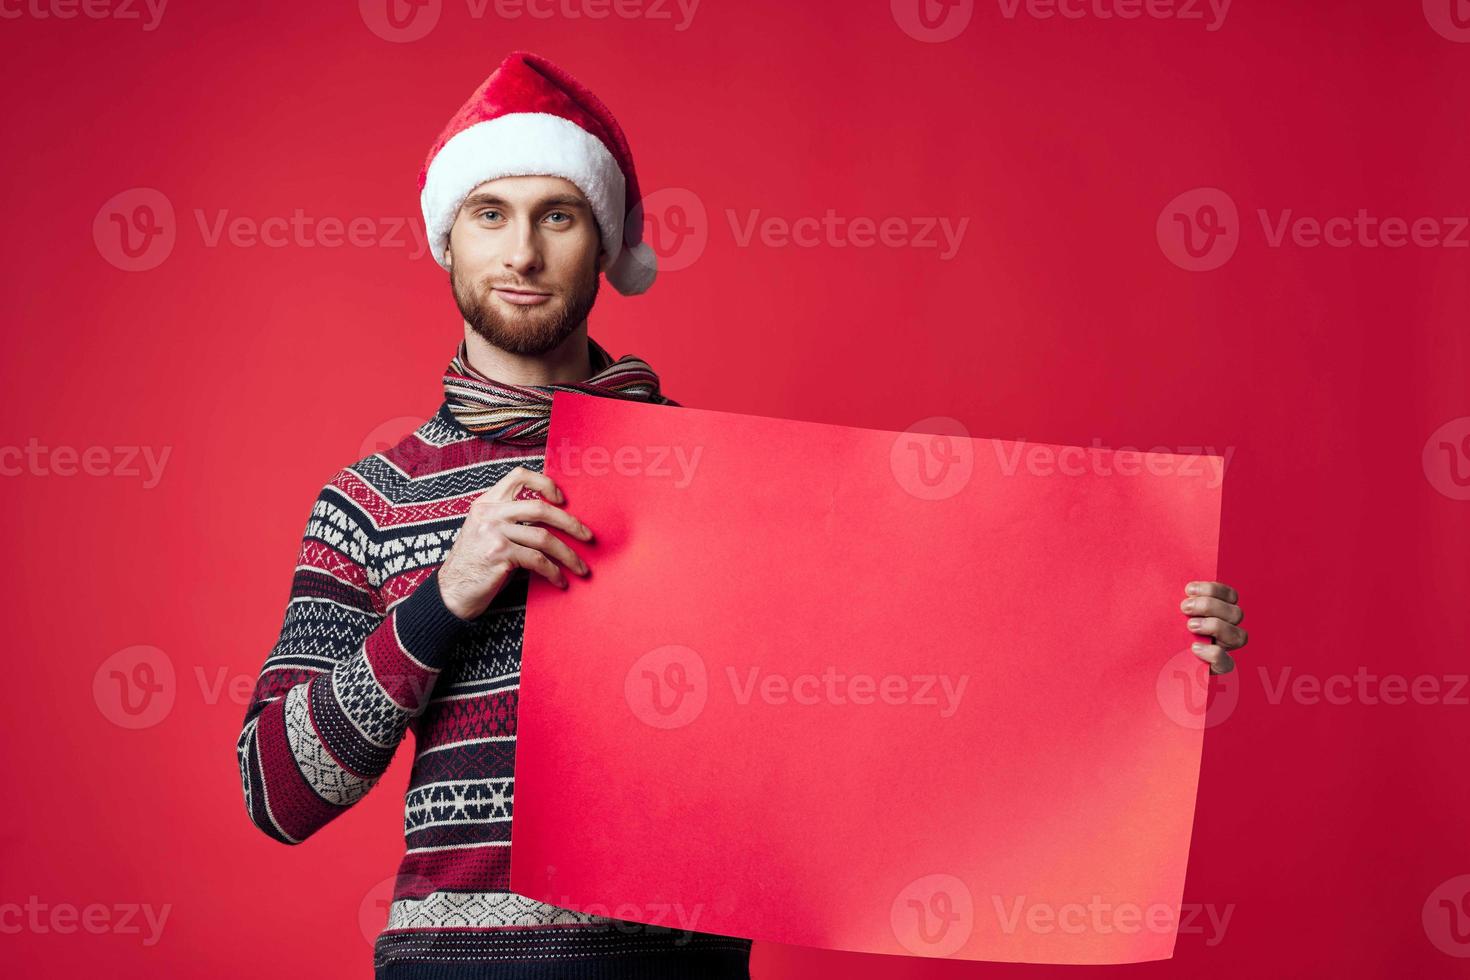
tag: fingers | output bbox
[1191,642,1236,675]
[1185,580,1238,605]
[1180,594,1243,624]
[1186,615,1249,650]
[488,465,566,504]
[1182,582,1246,667]
[503,540,575,590]
[501,522,590,584]
[461,467,595,594]
[500,499,594,541]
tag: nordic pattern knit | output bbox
[234,398,753,979]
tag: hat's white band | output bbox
[420,111,628,278]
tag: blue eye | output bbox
[546,212,570,224]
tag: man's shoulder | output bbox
[346,404,467,479]
[301,408,457,515]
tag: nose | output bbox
[503,219,544,278]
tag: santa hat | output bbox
[417,51,657,296]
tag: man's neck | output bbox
[462,322,594,386]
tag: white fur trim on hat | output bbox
[421,111,647,290]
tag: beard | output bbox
[451,254,601,358]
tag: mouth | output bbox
[492,287,553,307]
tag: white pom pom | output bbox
[605,240,658,296]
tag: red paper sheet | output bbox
[511,392,1223,964]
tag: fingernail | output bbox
[1180,599,1195,612]
[1186,584,1201,595]
[1187,618,1203,630]
[1192,642,1206,652]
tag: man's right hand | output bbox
[436,465,594,621]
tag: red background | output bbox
[1,1,1466,977]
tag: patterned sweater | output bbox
[235,398,754,979]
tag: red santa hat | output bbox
[417,50,657,296]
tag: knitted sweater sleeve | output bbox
[234,474,471,845]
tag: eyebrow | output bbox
[461,192,588,213]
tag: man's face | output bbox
[444,174,606,357]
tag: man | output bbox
[235,50,1248,979]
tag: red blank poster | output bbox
[511,391,1223,964]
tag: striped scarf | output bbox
[443,336,674,445]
